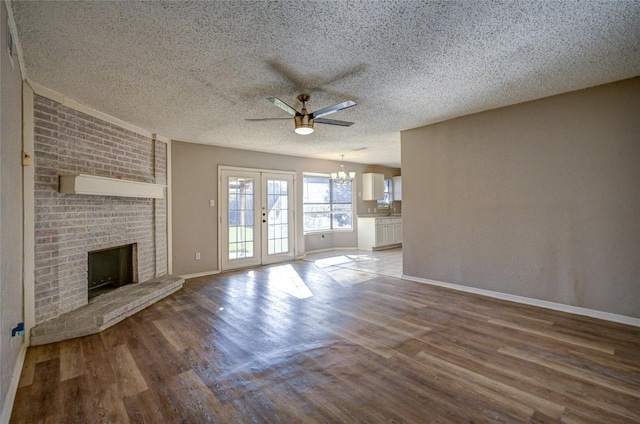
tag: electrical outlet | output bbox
[11,322,24,337]
[11,323,25,347]
[195,252,201,260]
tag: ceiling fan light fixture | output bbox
[294,126,314,135]
[294,114,314,135]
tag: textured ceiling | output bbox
[11,1,640,168]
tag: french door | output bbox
[220,168,295,270]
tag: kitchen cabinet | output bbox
[362,173,385,200]
[392,176,402,201]
[393,221,402,243]
[357,216,402,251]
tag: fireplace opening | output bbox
[88,244,137,299]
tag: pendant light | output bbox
[331,154,355,184]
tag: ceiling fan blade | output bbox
[245,118,291,121]
[312,100,356,119]
[314,118,354,127]
[267,97,297,116]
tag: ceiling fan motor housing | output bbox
[294,110,314,135]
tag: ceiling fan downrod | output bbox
[294,94,314,135]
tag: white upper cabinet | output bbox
[362,173,385,200]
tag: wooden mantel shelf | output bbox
[59,173,165,199]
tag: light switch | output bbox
[209,199,215,207]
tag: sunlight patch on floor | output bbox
[326,268,374,286]
[314,254,380,268]
[345,254,379,262]
[267,264,313,299]
[305,248,402,279]
[314,255,354,268]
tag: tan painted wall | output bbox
[171,142,399,276]
[401,78,640,318]
[1,1,25,415]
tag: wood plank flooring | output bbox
[11,253,640,423]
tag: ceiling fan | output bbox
[247,94,356,135]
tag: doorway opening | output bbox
[220,168,295,271]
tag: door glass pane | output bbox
[228,177,255,260]
[267,178,289,255]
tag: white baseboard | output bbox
[0,343,27,424]
[181,270,220,280]
[402,274,640,328]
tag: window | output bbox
[377,179,393,208]
[303,174,353,232]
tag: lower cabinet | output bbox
[358,217,402,251]
[394,222,402,243]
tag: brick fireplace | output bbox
[33,95,168,325]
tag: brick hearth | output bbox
[30,275,183,346]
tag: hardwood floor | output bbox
[11,251,640,423]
